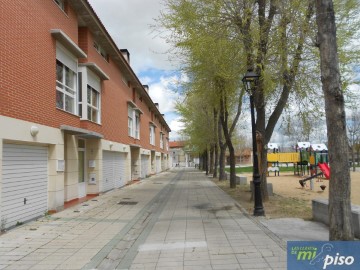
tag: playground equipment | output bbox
[299,162,330,187]
[293,142,311,176]
[266,142,329,178]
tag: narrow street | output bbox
[0,169,286,270]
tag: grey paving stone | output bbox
[0,169,293,270]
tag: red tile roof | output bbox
[169,141,185,148]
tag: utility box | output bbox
[89,173,96,184]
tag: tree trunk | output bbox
[213,108,219,178]
[316,0,353,240]
[219,144,226,180]
[199,152,204,171]
[214,144,218,178]
[217,77,237,188]
[227,143,236,188]
[218,118,227,181]
[219,94,236,188]
[352,146,356,172]
[209,145,214,175]
[205,149,209,175]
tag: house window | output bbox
[150,125,155,145]
[160,133,164,149]
[78,72,83,117]
[135,113,140,139]
[93,41,109,62]
[87,85,100,123]
[122,75,129,86]
[78,67,102,123]
[128,106,133,137]
[56,60,76,113]
[54,0,65,10]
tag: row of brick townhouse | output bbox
[0,0,171,229]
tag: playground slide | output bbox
[318,163,330,179]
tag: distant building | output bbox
[169,141,198,167]
[225,149,252,165]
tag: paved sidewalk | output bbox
[0,168,289,270]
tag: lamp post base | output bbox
[254,207,265,216]
[253,175,265,216]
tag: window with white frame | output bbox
[135,113,140,139]
[150,125,155,145]
[78,67,102,123]
[128,106,133,137]
[78,72,83,117]
[56,60,77,114]
[128,105,141,138]
[87,85,100,123]
[160,133,164,149]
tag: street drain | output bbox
[118,201,138,205]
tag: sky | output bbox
[88,0,184,140]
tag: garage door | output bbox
[102,151,126,192]
[141,155,149,179]
[156,156,161,174]
[2,144,48,228]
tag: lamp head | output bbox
[242,69,260,94]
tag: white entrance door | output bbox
[2,144,48,228]
[156,156,161,174]
[78,139,86,198]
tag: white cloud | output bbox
[168,117,184,140]
[140,76,154,85]
[88,0,173,73]
[148,75,180,114]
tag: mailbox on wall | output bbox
[89,160,96,168]
[57,160,65,172]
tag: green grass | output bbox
[225,166,295,174]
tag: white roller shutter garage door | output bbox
[102,151,126,192]
[1,144,48,228]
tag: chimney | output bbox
[143,85,149,92]
[120,49,130,64]
[155,103,159,109]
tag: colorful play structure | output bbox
[267,142,330,189]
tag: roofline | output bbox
[69,0,171,132]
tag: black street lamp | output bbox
[242,69,265,216]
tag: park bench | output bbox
[267,166,279,176]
